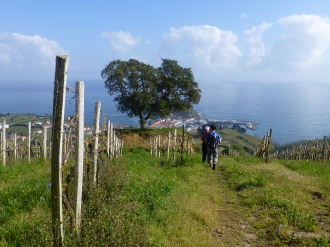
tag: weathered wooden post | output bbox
[102,113,106,136]
[265,129,272,163]
[51,54,68,246]
[167,132,170,160]
[322,135,326,161]
[120,140,124,156]
[186,135,189,158]
[35,139,38,159]
[173,128,177,161]
[2,118,6,166]
[14,134,17,161]
[113,129,116,157]
[162,134,166,157]
[150,135,153,157]
[107,120,110,158]
[49,141,52,159]
[109,122,113,159]
[74,81,84,234]
[28,122,31,162]
[93,101,101,184]
[114,130,118,157]
[0,131,2,161]
[0,131,2,162]
[63,133,67,159]
[43,126,47,158]
[181,125,184,164]
[159,135,161,157]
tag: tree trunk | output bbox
[139,116,147,129]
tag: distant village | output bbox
[0,113,257,140]
[113,113,257,135]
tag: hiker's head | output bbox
[205,126,210,131]
[211,124,216,131]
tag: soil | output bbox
[117,133,151,148]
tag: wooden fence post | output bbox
[63,133,67,160]
[74,81,84,234]
[14,134,17,161]
[181,125,185,164]
[150,135,153,157]
[113,130,116,157]
[2,118,6,166]
[162,134,166,157]
[43,126,47,158]
[28,122,31,162]
[113,130,117,157]
[93,101,101,184]
[167,132,170,160]
[265,128,272,163]
[110,122,113,159]
[111,121,114,158]
[0,131,2,162]
[322,135,326,161]
[107,120,110,158]
[51,54,68,246]
[102,113,106,136]
[173,129,177,161]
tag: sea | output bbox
[1,81,330,145]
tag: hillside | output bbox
[0,113,52,137]
[1,145,329,246]
[117,127,265,156]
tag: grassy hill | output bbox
[1,128,329,246]
[1,118,329,246]
[0,113,51,137]
[116,126,264,154]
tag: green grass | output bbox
[1,149,330,246]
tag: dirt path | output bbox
[211,167,265,247]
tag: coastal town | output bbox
[0,113,257,140]
[145,115,257,132]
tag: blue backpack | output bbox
[208,132,218,149]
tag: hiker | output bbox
[200,126,210,163]
[204,124,221,170]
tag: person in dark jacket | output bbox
[204,124,221,170]
[200,126,210,163]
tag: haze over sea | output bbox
[1,81,330,145]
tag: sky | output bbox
[1,0,330,90]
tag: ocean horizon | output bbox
[1,81,330,145]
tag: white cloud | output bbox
[244,22,272,45]
[244,22,272,66]
[270,14,330,70]
[240,13,250,19]
[159,25,242,70]
[0,32,66,75]
[101,31,140,55]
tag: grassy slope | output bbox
[1,151,330,246]
[0,127,329,246]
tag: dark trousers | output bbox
[202,144,207,162]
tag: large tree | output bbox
[101,58,201,129]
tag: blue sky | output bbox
[1,0,330,89]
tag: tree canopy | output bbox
[101,58,201,129]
